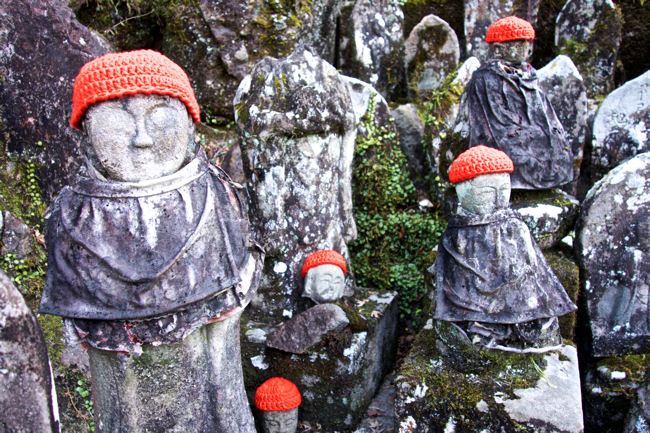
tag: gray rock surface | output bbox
[538,55,588,195]
[405,15,459,97]
[0,211,35,260]
[353,374,395,433]
[390,104,426,194]
[588,70,650,187]
[90,312,255,433]
[576,152,650,356]
[0,0,111,204]
[235,49,358,319]
[338,0,405,99]
[555,0,622,97]
[623,384,650,433]
[0,269,59,433]
[266,304,349,354]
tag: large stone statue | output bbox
[39,50,261,432]
[255,377,302,433]
[450,16,574,190]
[432,145,577,352]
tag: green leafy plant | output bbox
[74,380,95,432]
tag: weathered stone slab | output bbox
[0,0,111,203]
[0,269,59,433]
[405,14,459,97]
[588,70,650,187]
[623,383,650,433]
[538,55,589,195]
[576,152,650,356]
[395,321,584,433]
[266,304,350,354]
[242,289,398,431]
[555,0,622,97]
[0,211,36,260]
[390,103,426,194]
[338,0,405,99]
[511,189,580,250]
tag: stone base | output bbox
[241,289,398,431]
[395,321,584,433]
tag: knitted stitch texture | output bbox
[255,377,302,412]
[301,250,347,278]
[71,50,200,129]
[448,145,514,184]
[485,16,535,43]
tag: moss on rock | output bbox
[543,248,580,341]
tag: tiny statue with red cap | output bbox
[431,146,576,352]
[301,250,347,303]
[38,50,261,432]
[453,16,574,190]
[255,377,302,433]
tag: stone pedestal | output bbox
[242,289,398,431]
[89,311,255,433]
[395,321,584,433]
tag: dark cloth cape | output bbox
[433,209,576,323]
[39,151,251,320]
[466,61,574,189]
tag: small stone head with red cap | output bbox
[301,250,347,304]
[255,377,302,433]
[449,145,514,216]
[485,16,535,64]
[71,50,201,182]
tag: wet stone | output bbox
[576,152,650,356]
[265,304,350,354]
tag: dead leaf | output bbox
[370,310,382,318]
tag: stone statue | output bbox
[255,377,302,433]
[302,250,347,304]
[432,145,577,352]
[451,16,574,190]
[39,50,261,432]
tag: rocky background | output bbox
[0,0,648,432]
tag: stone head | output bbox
[301,250,347,303]
[255,377,301,433]
[449,145,514,216]
[71,50,201,182]
[485,16,535,64]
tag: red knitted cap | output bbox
[255,377,302,412]
[485,16,535,43]
[448,145,514,184]
[301,250,347,278]
[71,50,201,129]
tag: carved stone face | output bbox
[261,408,299,433]
[84,94,193,182]
[456,172,511,215]
[303,264,345,303]
[488,40,532,64]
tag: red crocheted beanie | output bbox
[70,50,201,129]
[255,377,302,412]
[301,250,347,278]
[485,16,535,43]
[448,145,514,184]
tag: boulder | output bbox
[587,70,650,187]
[538,55,589,195]
[0,211,35,260]
[576,152,650,356]
[338,0,405,100]
[555,0,622,97]
[390,103,426,195]
[0,0,111,204]
[405,15,460,98]
[395,321,584,433]
[265,304,350,354]
[242,289,398,431]
[0,269,59,433]
[464,2,538,61]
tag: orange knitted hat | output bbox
[255,377,302,412]
[70,50,201,129]
[485,16,535,43]
[448,145,514,184]
[301,250,347,278]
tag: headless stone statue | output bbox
[432,145,576,352]
[452,16,574,190]
[39,50,260,432]
[255,377,302,433]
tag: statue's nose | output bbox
[133,117,154,148]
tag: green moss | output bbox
[252,0,313,58]
[350,96,445,320]
[617,0,650,81]
[543,249,579,341]
[596,354,649,396]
